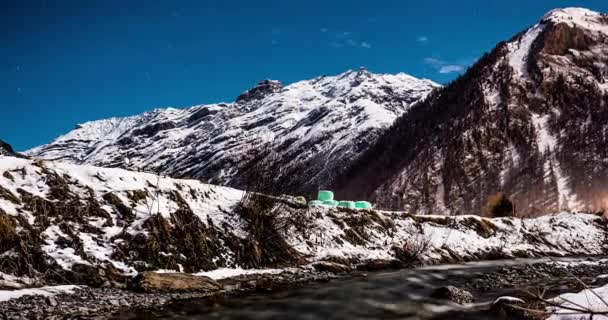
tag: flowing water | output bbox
[113,257,601,320]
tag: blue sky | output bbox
[2,0,608,151]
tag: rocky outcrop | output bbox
[0,140,27,159]
[236,79,283,103]
[132,272,222,293]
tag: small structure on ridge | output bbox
[308,190,372,210]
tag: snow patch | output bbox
[530,113,582,211]
[194,267,287,280]
[41,226,90,270]
[494,296,525,304]
[547,283,608,319]
[531,113,557,152]
[507,23,546,78]
[0,285,80,302]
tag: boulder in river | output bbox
[132,272,222,293]
[430,286,474,304]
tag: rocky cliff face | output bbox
[26,70,438,195]
[336,8,608,216]
[0,140,27,159]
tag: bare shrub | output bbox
[393,230,433,263]
[237,141,307,268]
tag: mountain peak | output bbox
[329,67,373,80]
[541,7,608,33]
[236,79,283,103]
[544,7,601,20]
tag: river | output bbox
[112,257,606,320]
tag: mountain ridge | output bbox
[26,69,439,195]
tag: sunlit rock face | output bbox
[335,8,608,216]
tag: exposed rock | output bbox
[45,296,58,307]
[236,79,283,103]
[0,140,27,159]
[312,261,351,273]
[69,263,105,288]
[430,286,474,304]
[132,272,222,293]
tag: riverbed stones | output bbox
[0,269,338,319]
[132,272,222,293]
[465,260,608,292]
[430,286,474,304]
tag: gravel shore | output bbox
[0,269,340,320]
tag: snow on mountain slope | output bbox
[26,69,439,194]
[335,7,608,216]
[1,156,606,288]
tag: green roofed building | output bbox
[338,201,356,209]
[317,190,334,201]
[355,201,372,209]
[322,200,339,207]
[309,200,324,206]
[308,190,373,210]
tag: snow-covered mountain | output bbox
[26,69,439,194]
[336,8,608,216]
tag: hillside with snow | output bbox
[26,70,439,195]
[0,156,605,289]
[336,7,608,216]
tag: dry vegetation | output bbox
[237,142,308,268]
